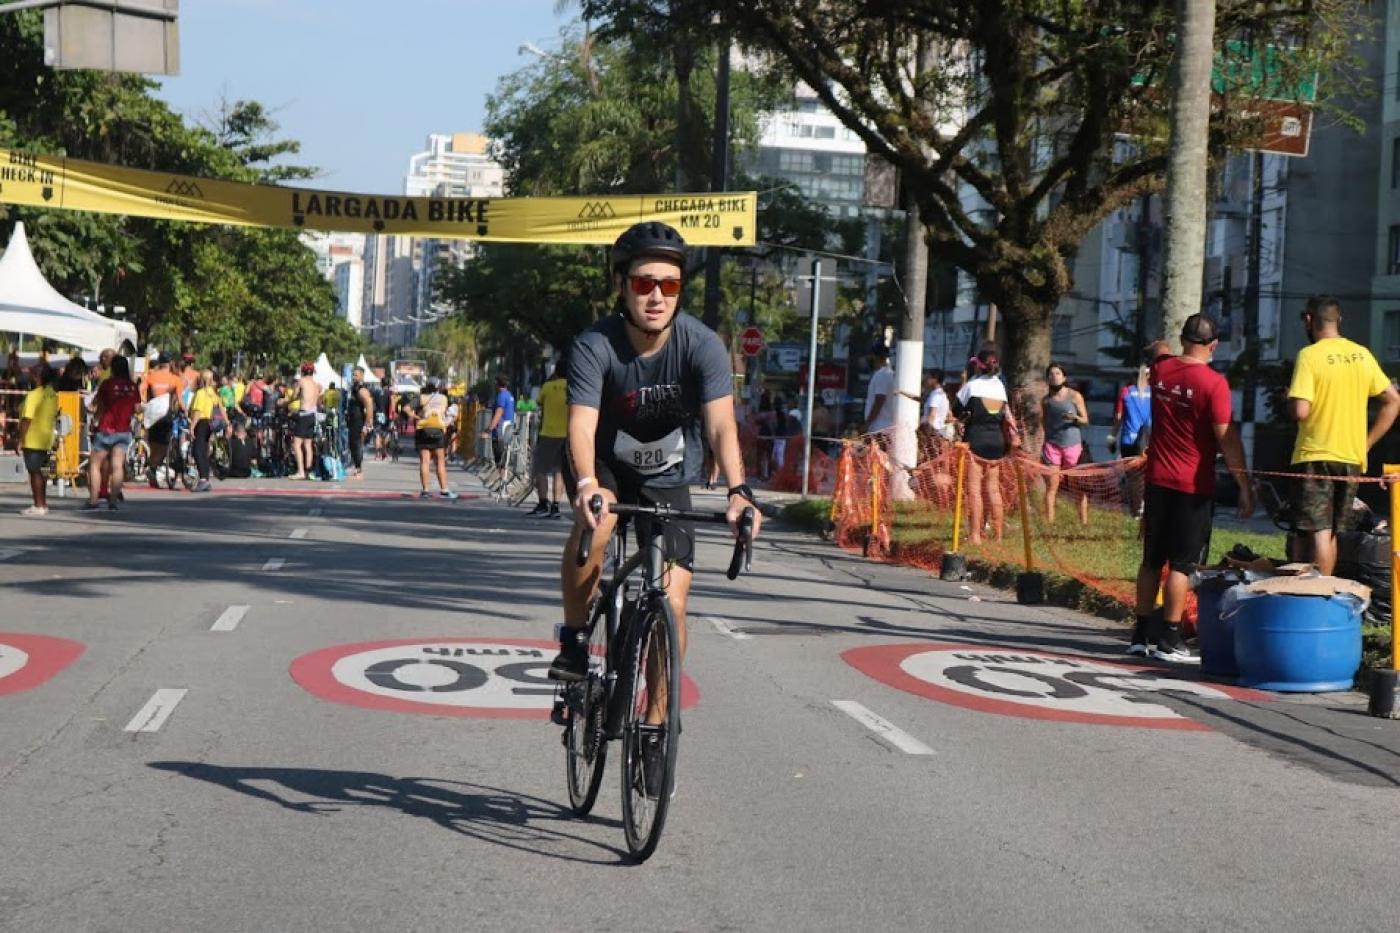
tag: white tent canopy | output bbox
[312,352,340,390]
[0,223,138,354]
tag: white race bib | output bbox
[614,427,685,476]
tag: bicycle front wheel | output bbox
[620,598,681,862]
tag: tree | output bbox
[714,0,1367,388]
[0,10,361,369]
[1159,0,1217,346]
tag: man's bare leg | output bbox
[1311,530,1338,576]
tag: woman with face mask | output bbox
[1041,363,1090,525]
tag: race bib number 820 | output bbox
[614,428,685,475]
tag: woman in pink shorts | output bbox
[1041,363,1089,525]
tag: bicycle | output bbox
[557,494,754,862]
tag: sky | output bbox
[153,0,570,194]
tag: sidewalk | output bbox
[752,495,1400,789]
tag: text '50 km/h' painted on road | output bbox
[0,147,757,246]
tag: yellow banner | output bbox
[0,148,757,246]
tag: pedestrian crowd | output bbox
[0,347,483,514]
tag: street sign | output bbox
[43,0,181,76]
[1232,98,1313,158]
[740,326,765,357]
[291,637,699,720]
[766,342,805,373]
[843,642,1267,731]
[797,363,847,391]
[0,632,85,696]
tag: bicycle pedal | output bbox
[550,700,569,726]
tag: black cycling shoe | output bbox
[637,726,667,799]
[547,630,589,682]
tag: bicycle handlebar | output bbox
[575,493,755,578]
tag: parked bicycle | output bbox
[556,494,754,862]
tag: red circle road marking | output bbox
[291,637,700,720]
[842,642,1269,731]
[0,633,85,696]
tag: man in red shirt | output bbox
[1131,315,1253,661]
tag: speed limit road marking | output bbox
[843,642,1268,731]
[290,638,700,720]
[0,633,85,696]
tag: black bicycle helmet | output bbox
[610,221,687,276]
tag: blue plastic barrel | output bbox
[1194,583,1237,678]
[1231,593,1364,692]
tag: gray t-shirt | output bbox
[569,311,733,488]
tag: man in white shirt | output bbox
[921,369,951,436]
[862,343,896,434]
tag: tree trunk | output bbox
[673,46,696,191]
[1159,0,1217,350]
[996,295,1053,436]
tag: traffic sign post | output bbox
[740,326,764,357]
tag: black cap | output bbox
[869,341,890,357]
[155,352,172,365]
[1181,314,1219,345]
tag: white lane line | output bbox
[210,605,249,633]
[289,528,308,540]
[0,549,19,561]
[308,507,323,517]
[705,615,752,641]
[124,689,188,733]
[832,700,935,756]
[262,557,285,572]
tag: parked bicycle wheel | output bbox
[620,597,681,861]
[564,598,612,814]
[127,439,149,477]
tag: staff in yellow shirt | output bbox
[1287,296,1400,573]
[527,357,568,518]
[18,366,58,515]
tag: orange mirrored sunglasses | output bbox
[627,274,683,298]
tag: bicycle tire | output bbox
[620,597,681,862]
[565,603,610,814]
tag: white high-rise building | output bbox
[359,133,506,347]
[333,258,365,330]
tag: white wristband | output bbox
[575,477,597,492]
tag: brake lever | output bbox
[726,507,755,580]
[576,494,605,566]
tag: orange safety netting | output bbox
[824,432,1172,615]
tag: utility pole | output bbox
[1241,151,1264,425]
[702,29,732,333]
[1159,0,1216,350]
[1135,194,1153,353]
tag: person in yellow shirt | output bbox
[18,366,58,515]
[188,370,223,493]
[1287,295,1400,573]
[527,357,568,518]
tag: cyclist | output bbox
[547,221,762,713]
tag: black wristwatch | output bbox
[727,484,757,506]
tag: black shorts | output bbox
[416,427,445,451]
[147,417,173,446]
[564,455,695,571]
[1291,460,1361,534]
[22,448,47,474]
[294,413,318,440]
[533,435,565,476]
[1141,483,1214,574]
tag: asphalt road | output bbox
[3,459,1400,932]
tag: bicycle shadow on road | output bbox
[147,761,628,864]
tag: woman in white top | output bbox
[954,349,1020,545]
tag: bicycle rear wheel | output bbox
[620,598,681,862]
[564,609,610,814]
